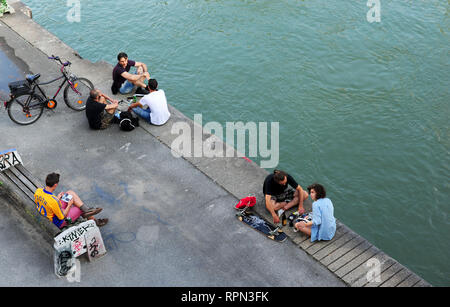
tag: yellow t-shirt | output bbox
[34,188,65,228]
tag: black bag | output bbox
[8,80,31,96]
[119,111,139,131]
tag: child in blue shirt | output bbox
[295,183,336,242]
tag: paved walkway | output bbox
[0,1,431,287]
[0,7,345,287]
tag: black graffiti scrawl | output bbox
[0,149,23,172]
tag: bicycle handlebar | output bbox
[48,55,71,67]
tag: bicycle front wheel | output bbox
[7,94,45,125]
[64,77,94,111]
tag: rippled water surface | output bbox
[22,0,449,285]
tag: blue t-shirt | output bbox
[311,198,336,242]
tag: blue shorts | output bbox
[53,215,64,228]
[119,80,134,94]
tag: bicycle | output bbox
[4,55,94,125]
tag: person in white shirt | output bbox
[128,79,171,125]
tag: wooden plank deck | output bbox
[252,204,432,287]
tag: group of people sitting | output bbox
[85,52,171,130]
[33,53,174,229]
[33,53,335,243]
[33,169,336,242]
[263,170,336,242]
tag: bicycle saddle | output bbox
[26,73,41,83]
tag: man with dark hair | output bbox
[86,89,119,130]
[45,172,60,187]
[127,78,171,126]
[263,170,308,224]
[111,52,150,95]
[34,173,108,228]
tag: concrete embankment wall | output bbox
[0,1,431,287]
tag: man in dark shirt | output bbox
[111,52,150,95]
[86,89,119,130]
[263,170,308,224]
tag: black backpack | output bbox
[119,111,139,131]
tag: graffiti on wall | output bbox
[0,149,23,172]
[54,220,97,257]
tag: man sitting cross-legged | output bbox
[111,52,150,95]
[263,169,309,224]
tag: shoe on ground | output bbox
[95,218,108,227]
[135,87,149,95]
[82,207,102,218]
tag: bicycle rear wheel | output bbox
[7,94,45,125]
[63,77,94,111]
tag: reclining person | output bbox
[263,169,308,224]
[34,172,108,228]
[111,52,150,95]
[86,89,119,130]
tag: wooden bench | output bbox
[0,151,106,278]
[0,163,60,242]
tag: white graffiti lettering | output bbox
[0,150,23,172]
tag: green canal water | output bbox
[22,0,449,285]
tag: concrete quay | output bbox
[0,1,431,287]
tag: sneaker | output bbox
[135,87,149,95]
[95,218,108,227]
[82,208,103,218]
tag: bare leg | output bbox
[295,221,311,236]
[99,96,117,115]
[132,78,147,89]
[269,199,287,211]
[283,190,299,210]
[286,190,308,213]
[131,66,148,89]
[64,190,84,208]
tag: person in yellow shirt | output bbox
[34,172,108,228]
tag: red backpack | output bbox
[234,196,256,210]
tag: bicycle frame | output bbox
[35,58,84,100]
[14,56,84,107]
[5,55,93,125]
[32,74,67,103]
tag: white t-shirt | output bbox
[139,89,171,125]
